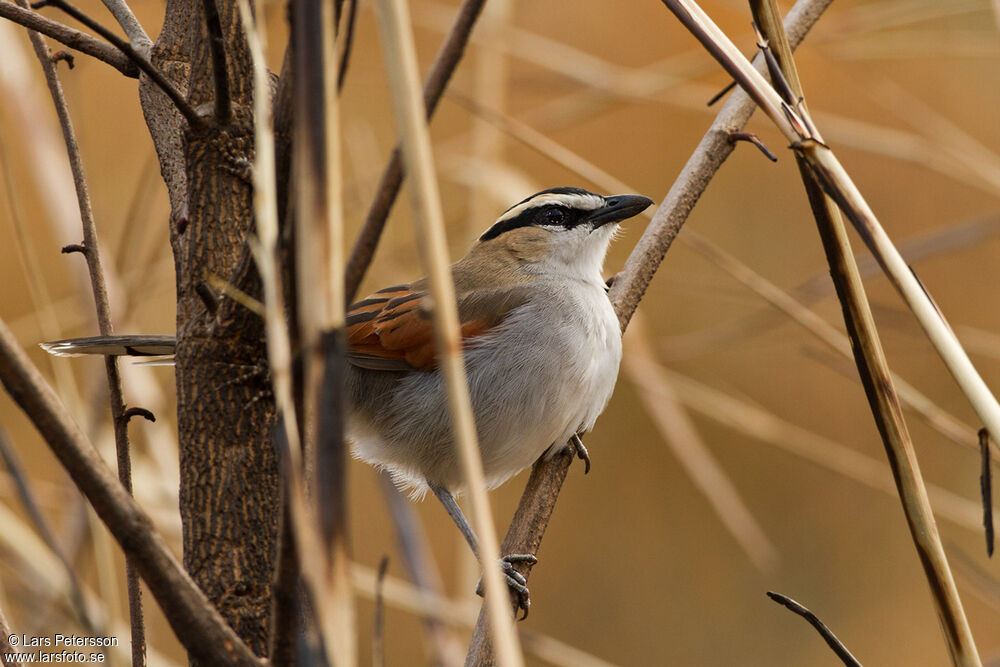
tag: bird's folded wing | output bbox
[346,282,531,372]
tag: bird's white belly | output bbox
[347,283,623,495]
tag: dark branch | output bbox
[31,0,203,127]
[767,592,862,667]
[0,320,264,666]
[344,0,487,301]
[200,0,231,124]
[981,428,994,557]
[0,0,137,76]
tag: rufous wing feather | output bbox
[345,285,499,372]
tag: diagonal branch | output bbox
[465,0,834,661]
[0,320,264,666]
[344,0,487,301]
[18,6,147,660]
[0,0,137,76]
[96,0,149,55]
[32,0,203,127]
[766,592,862,667]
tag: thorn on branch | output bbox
[61,243,86,255]
[766,591,862,667]
[980,428,994,557]
[195,281,219,315]
[51,50,75,69]
[122,407,156,423]
[729,131,777,162]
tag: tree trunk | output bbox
[139,0,280,658]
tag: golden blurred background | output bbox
[2,0,1000,664]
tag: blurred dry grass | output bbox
[1,0,1000,664]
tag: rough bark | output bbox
[138,0,281,658]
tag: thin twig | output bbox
[766,592,862,667]
[465,0,834,661]
[0,319,263,666]
[345,0,486,301]
[31,0,202,127]
[96,0,149,55]
[373,0,523,665]
[18,6,146,660]
[200,0,231,124]
[981,429,994,557]
[0,0,137,76]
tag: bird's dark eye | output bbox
[543,207,565,225]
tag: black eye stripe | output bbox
[480,204,591,241]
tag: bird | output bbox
[42,186,654,614]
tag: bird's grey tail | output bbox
[40,335,177,358]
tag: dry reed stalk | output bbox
[747,0,978,663]
[290,0,355,659]
[373,0,523,665]
[240,2,354,664]
[660,0,1000,454]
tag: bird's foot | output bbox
[476,554,538,620]
[570,434,591,474]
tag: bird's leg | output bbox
[570,433,591,474]
[429,484,537,618]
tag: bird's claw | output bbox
[570,434,591,474]
[476,554,538,620]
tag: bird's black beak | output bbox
[587,194,654,228]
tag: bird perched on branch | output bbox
[42,186,653,615]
